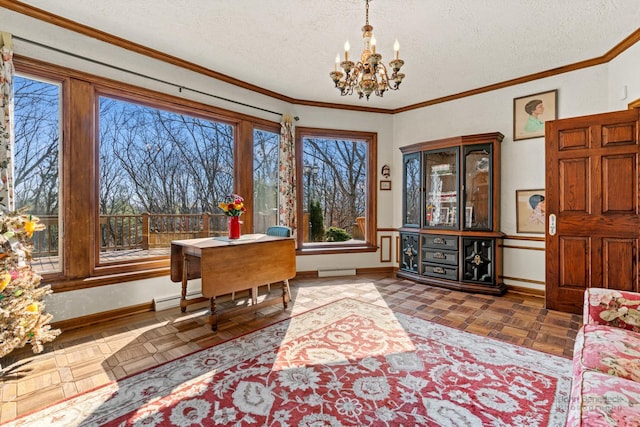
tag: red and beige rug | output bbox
[7,299,572,426]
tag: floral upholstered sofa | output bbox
[567,288,640,426]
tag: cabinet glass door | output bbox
[463,144,492,230]
[402,153,421,227]
[424,149,458,228]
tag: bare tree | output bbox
[253,129,279,229]
[98,98,234,216]
[13,76,60,215]
[304,138,366,231]
[13,79,368,251]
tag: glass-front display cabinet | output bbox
[399,133,506,296]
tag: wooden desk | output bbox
[170,234,296,330]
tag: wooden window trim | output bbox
[15,56,280,293]
[295,127,378,252]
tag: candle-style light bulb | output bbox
[344,41,350,61]
[335,54,340,71]
[371,35,376,53]
[394,39,400,60]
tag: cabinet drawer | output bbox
[422,234,458,250]
[422,249,458,266]
[422,263,458,281]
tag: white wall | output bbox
[608,40,640,110]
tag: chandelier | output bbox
[329,0,405,100]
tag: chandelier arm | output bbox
[378,63,403,91]
[375,64,390,96]
[339,62,364,96]
[347,65,363,94]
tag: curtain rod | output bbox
[12,35,299,121]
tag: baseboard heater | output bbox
[153,290,202,311]
[317,267,357,278]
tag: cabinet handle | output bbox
[433,252,446,259]
[433,237,446,245]
[433,267,445,274]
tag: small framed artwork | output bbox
[380,180,392,191]
[516,189,546,234]
[513,89,557,141]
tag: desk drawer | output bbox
[422,249,458,266]
[422,263,458,281]
[422,234,458,250]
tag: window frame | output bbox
[14,55,279,292]
[295,126,378,254]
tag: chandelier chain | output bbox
[365,0,369,26]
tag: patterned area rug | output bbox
[7,299,572,426]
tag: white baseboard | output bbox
[317,267,357,277]
[153,290,202,311]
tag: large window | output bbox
[98,96,234,264]
[296,127,377,251]
[12,56,284,291]
[13,74,62,275]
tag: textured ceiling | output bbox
[14,0,640,110]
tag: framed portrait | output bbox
[513,89,557,141]
[379,180,392,191]
[516,189,546,234]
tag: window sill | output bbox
[48,267,171,293]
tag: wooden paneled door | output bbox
[546,109,640,313]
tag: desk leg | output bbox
[282,280,289,309]
[180,254,188,313]
[209,296,217,331]
[251,287,258,306]
[286,280,292,302]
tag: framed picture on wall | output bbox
[513,89,557,141]
[516,189,546,234]
[380,180,392,190]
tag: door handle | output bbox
[548,214,556,236]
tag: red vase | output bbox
[228,216,241,239]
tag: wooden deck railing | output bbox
[140,213,229,248]
[31,215,59,256]
[31,212,235,256]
